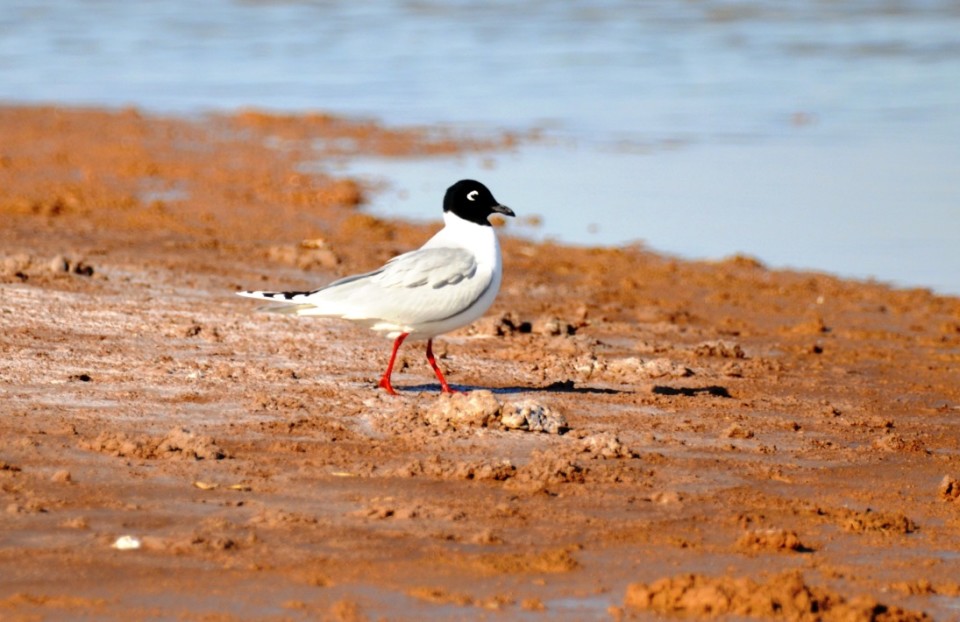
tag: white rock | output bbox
[111,535,142,551]
[500,400,568,434]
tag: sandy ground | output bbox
[1,105,960,621]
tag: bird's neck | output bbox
[429,213,500,266]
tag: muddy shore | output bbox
[1,105,959,621]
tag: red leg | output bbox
[378,332,409,395]
[426,339,458,394]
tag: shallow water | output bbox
[339,137,959,293]
[2,0,958,292]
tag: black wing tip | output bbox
[238,290,313,301]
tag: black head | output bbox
[443,179,515,226]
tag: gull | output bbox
[238,179,515,394]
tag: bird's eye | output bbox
[466,190,479,201]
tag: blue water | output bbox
[2,1,958,293]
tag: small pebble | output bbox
[51,469,73,483]
[48,255,70,273]
[938,475,960,501]
[72,261,94,277]
[112,535,142,550]
[61,516,89,529]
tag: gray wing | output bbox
[374,247,478,289]
[299,247,486,325]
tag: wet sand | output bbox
[1,105,959,621]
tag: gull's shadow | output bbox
[652,385,732,398]
[394,382,732,397]
[397,379,630,395]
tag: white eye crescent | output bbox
[466,190,479,201]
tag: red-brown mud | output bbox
[1,105,959,620]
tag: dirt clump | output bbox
[735,528,813,553]
[80,427,227,460]
[422,390,568,434]
[624,571,928,621]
